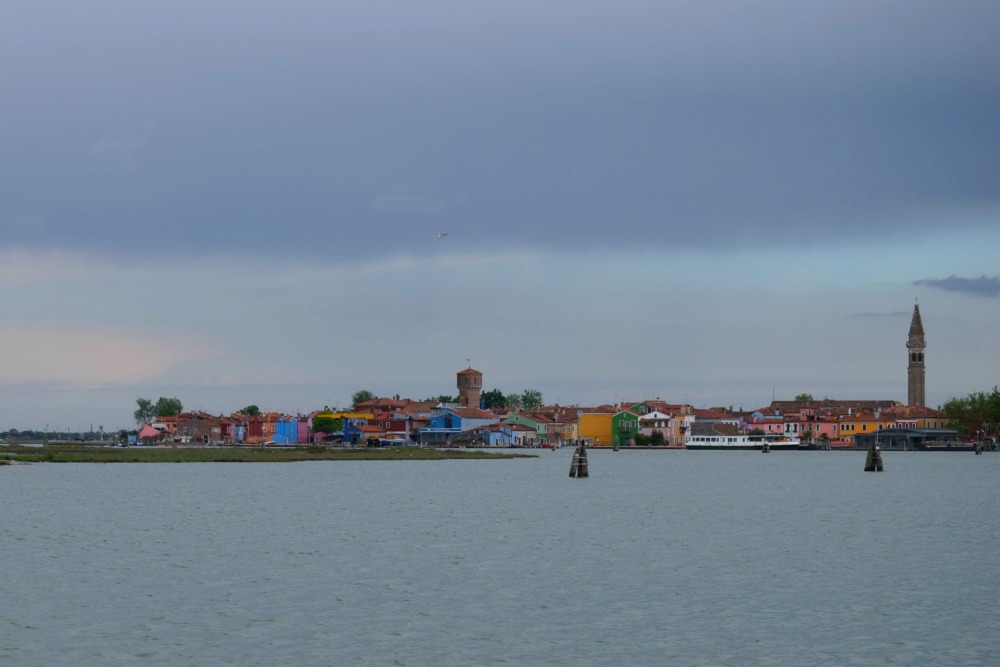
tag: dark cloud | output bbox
[2,1,999,258]
[913,275,1000,298]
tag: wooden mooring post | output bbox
[864,444,884,472]
[975,441,983,455]
[569,444,589,478]
[761,442,770,453]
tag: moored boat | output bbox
[684,434,801,450]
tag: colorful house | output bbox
[578,406,615,446]
[373,411,416,442]
[272,416,299,445]
[838,412,895,439]
[885,405,949,430]
[477,424,509,447]
[638,410,673,444]
[612,404,646,446]
[749,412,786,434]
[297,418,312,444]
[477,423,535,447]
[420,407,499,444]
[504,413,549,445]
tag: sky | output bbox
[3,1,999,431]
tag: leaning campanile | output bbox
[906,303,926,407]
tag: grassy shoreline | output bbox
[0,444,533,464]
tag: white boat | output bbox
[684,434,801,450]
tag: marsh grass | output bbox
[0,445,529,463]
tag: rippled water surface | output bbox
[3,450,999,666]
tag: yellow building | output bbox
[838,413,895,438]
[578,407,614,446]
[887,405,949,430]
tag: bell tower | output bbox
[906,303,926,407]
[457,365,483,409]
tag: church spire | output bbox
[909,303,924,336]
[906,303,926,407]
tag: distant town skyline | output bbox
[0,297,989,433]
[2,2,998,430]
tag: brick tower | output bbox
[457,366,482,409]
[906,303,926,407]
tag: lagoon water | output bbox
[2,450,998,666]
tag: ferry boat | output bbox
[684,434,801,450]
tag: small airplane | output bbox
[437,231,448,238]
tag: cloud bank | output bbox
[2,1,998,259]
[913,275,1000,299]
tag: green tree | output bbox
[240,404,261,416]
[312,416,344,434]
[942,386,1000,436]
[352,390,376,409]
[519,389,543,410]
[423,395,457,404]
[795,393,814,402]
[154,397,183,417]
[134,398,155,427]
[481,388,507,411]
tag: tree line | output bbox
[134,398,267,427]
[350,388,543,411]
[942,386,1000,438]
[133,397,184,427]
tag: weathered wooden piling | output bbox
[761,442,770,453]
[569,444,589,478]
[864,444,883,472]
[975,441,983,455]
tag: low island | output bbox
[0,444,532,464]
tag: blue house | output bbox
[272,416,298,445]
[478,425,508,447]
[474,423,541,447]
[420,407,499,445]
[344,416,372,445]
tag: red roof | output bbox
[450,407,496,419]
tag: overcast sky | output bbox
[3,1,999,431]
